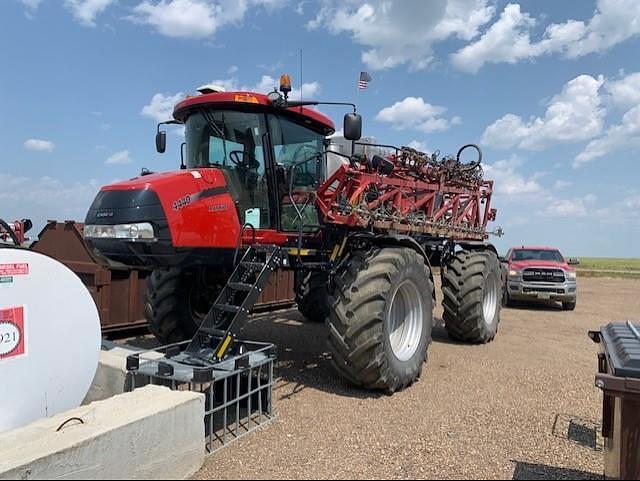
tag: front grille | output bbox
[523,287,565,294]
[523,268,565,283]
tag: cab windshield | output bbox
[512,249,565,262]
[185,110,267,169]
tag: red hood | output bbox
[511,260,571,270]
[101,168,226,191]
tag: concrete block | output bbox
[83,349,128,405]
[0,385,205,480]
[83,343,162,405]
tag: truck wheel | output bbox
[562,301,576,311]
[295,271,330,323]
[442,249,501,343]
[145,268,222,344]
[327,247,434,393]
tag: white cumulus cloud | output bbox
[541,195,597,218]
[606,72,640,110]
[24,139,55,152]
[482,74,605,150]
[308,0,495,71]
[106,150,133,165]
[64,0,115,27]
[575,105,640,167]
[376,97,461,133]
[129,0,282,39]
[452,0,640,73]
[483,157,544,196]
[141,92,185,123]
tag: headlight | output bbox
[84,223,156,241]
[567,271,577,280]
[509,270,520,277]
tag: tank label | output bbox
[0,306,26,361]
[0,263,29,276]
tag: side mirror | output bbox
[21,219,33,234]
[344,113,362,141]
[568,257,580,266]
[499,256,507,263]
[156,130,167,154]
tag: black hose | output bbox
[0,219,20,246]
[456,144,482,171]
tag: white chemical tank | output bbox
[0,248,101,433]
[325,136,392,178]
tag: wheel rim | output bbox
[483,271,499,326]
[387,279,424,362]
[188,270,221,322]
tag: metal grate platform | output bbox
[126,338,276,454]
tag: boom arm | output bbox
[315,146,497,241]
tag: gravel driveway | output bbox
[195,277,640,480]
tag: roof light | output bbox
[279,74,292,94]
[234,94,260,104]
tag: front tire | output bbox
[295,271,330,323]
[442,249,502,343]
[144,268,223,344]
[327,247,434,393]
[562,301,576,311]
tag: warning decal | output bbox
[0,306,26,360]
[0,264,29,276]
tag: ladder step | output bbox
[197,327,227,338]
[215,304,241,314]
[250,245,279,253]
[240,261,265,270]
[229,282,253,292]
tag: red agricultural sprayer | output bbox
[84,74,503,398]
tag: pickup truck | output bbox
[501,246,578,310]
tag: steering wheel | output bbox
[456,144,482,171]
[229,150,245,167]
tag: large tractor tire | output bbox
[295,270,330,323]
[144,268,223,344]
[327,247,434,393]
[441,249,502,343]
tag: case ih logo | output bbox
[0,264,29,276]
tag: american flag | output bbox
[358,71,372,90]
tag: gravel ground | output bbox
[194,277,640,480]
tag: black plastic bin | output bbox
[590,321,640,480]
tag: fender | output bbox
[454,241,499,257]
[349,233,437,301]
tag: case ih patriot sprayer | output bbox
[85,76,502,393]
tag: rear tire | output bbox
[145,268,222,344]
[295,271,330,323]
[327,247,434,393]
[442,249,502,343]
[563,301,576,311]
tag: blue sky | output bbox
[1,0,639,257]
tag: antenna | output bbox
[299,49,303,112]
